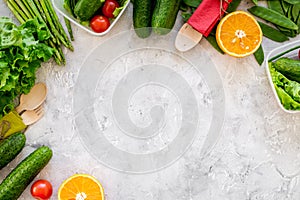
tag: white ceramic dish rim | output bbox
[51,0,130,36]
[265,40,300,114]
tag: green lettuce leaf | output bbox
[274,85,300,110]
[0,17,53,117]
[113,0,129,17]
[269,62,300,110]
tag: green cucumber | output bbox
[0,132,26,170]
[273,57,300,82]
[0,146,52,200]
[133,0,153,38]
[152,0,181,35]
[74,0,104,21]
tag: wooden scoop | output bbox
[175,0,232,52]
[15,83,47,114]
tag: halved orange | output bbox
[216,11,262,58]
[58,174,105,200]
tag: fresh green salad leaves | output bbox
[113,0,130,17]
[0,17,53,117]
[269,58,300,110]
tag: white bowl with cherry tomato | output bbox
[52,0,130,36]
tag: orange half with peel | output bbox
[58,174,105,200]
[216,11,262,58]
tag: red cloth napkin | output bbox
[187,0,232,37]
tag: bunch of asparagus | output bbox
[4,0,74,65]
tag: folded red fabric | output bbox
[187,0,232,37]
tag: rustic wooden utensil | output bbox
[20,105,45,126]
[15,83,47,114]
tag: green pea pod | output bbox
[283,0,300,5]
[277,26,297,37]
[290,5,296,21]
[258,21,289,42]
[205,35,224,54]
[254,45,264,66]
[298,14,300,33]
[291,4,300,33]
[227,0,242,13]
[248,6,299,30]
[287,5,293,19]
[267,0,284,14]
[281,0,291,15]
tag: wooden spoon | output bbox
[15,83,47,114]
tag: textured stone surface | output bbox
[1,0,300,199]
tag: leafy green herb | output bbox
[182,0,202,8]
[227,0,242,13]
[254,45,264,65]
[205,35,224,54]
[0,17,53,117]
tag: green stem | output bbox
[8,0,28,22]
[46,40,63,65]
[31,0,61,45]
[24,0,56,42]
[20,0,35,18]
[44,0,74,50]
[64,17,74,41]
[14,0,33,19]
[37,0,71,48]
[5,0,26,23]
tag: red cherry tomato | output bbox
[298,49,300,59]
[102,0,119,18]
[90,15,110,33]
[30,179,53,200]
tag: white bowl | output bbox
[52,0,130,36]
[265,40,300,114]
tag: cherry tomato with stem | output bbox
[30,179,53,200]
[102,0,120,18]
[90,15,110,33]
